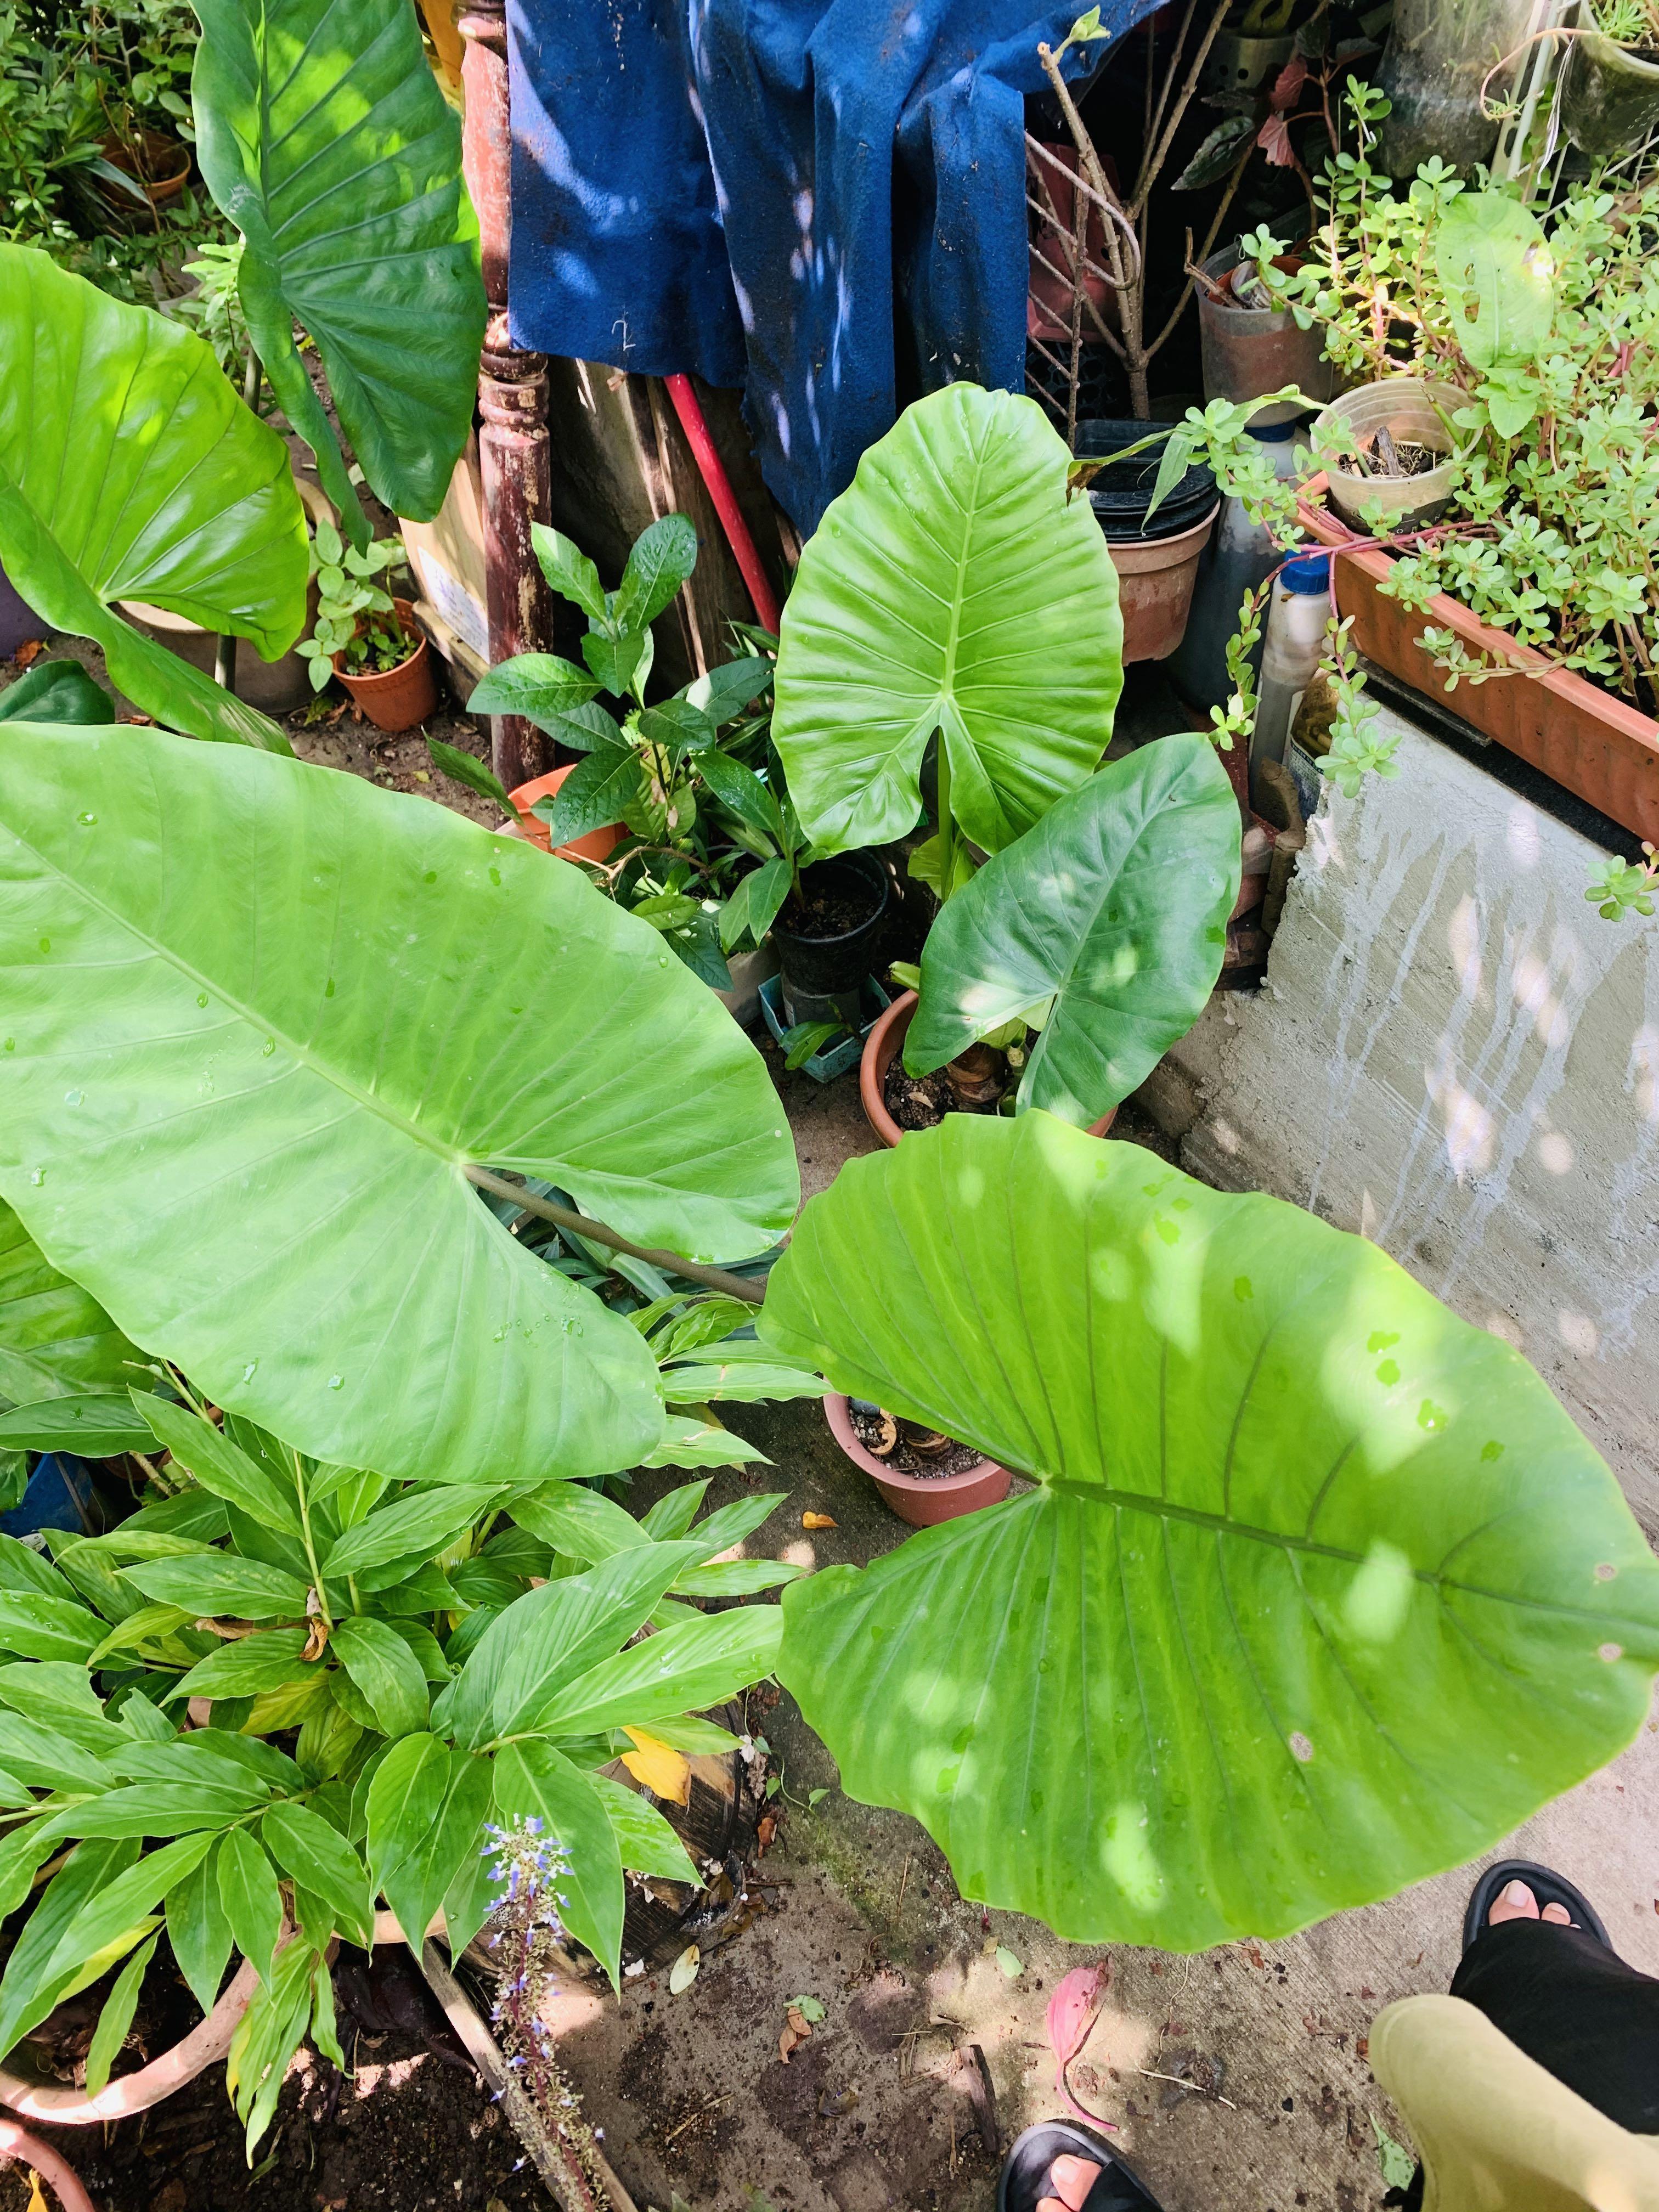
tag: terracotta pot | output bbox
[1197,249,1333,426]
[1105,504,1218,664]
[332,598,438,732]
[824,1391,1011,1528]
[97,131,190,216]
[507,764,628,864]
[1296,476,1659,845]
[860,990,1118,1148]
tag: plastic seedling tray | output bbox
[758,972,891,1083]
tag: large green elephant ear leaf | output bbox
[0,724,799,1487]
[906,735,1241,1124]
[761,1115,1659,1950]
[0,249,304,752]
[0,1201,140,1406]
[192,0,487,550]
[771,384,1122,857]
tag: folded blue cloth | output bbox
[506,0,1144,530]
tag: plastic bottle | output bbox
[1249,554,1331,804]
[1167,420,1310,715]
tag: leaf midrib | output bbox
[1042,1478,1628,1620]
[4,788,464,1174]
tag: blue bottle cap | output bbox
[1281,554,1331,595]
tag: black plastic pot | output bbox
[1075,418,1217,542]
[772,851,889,1025]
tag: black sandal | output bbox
[997,2120,1164,2212]
[1463,1859,1612,1953]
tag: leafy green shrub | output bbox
[469,516,781,986]
[0,1380,792,2147]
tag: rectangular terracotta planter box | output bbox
[1296,475,1659,845]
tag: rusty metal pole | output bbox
[459,0,554,791]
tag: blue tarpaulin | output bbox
[505,0,1152,532]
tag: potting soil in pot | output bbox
[848,1400,982,1477]
[881,1057,953,1130]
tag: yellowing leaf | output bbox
[622,1727,692,1806]
[669,1942,700,1994]
[802,1511,837,1530]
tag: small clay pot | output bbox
[823,1393,1010,1528]
[97,132,191,218]
[859,990,1118,1149]
[332,598,437,732]
[507,764,627,864]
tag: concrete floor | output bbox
[557,1075,1659,2212]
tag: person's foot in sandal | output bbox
[1036,2154,1107,2212]
[1489,1878,1575,1929]
[998,2119,1163,2212]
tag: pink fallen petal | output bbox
[1046,1963,1116,2129]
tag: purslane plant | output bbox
[1248,88,1659,710]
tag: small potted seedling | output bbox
[825,1392,1011,1526]
[298,521,436,731]
[1311,379,1462,533]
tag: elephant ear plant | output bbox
[771,382,1124,883]
[190,0,487,549]
[0,1389,794,2151]
[0,247,306,751]
[904,733,1241,1125]
[0,720,799,1487]
[760,1114,1659,1948]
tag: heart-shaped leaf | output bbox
[0,723,798,1489]
[1432,193,1554,375]
[773,383,1122,856]
[905,735,1241,1121]
[0,248,304,750]
[763,1114,1659,1949]
[192,0,486,546]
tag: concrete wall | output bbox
[1141,707,1659,1533]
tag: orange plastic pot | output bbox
[508,765,627,864]
[332,599,438,732]
[1296,477,1659,845]
[1107,504,1219,664]
[824,1392,1011,1527]
[860,990,1118,1147]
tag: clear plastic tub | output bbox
[1313,377,1463,534]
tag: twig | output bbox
[1135,2065,1236,2109]
[462,1165,767,1305]
[896,1853,912,1916]
[662,2095,731,2142]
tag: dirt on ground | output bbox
[0,1945,542,2212]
